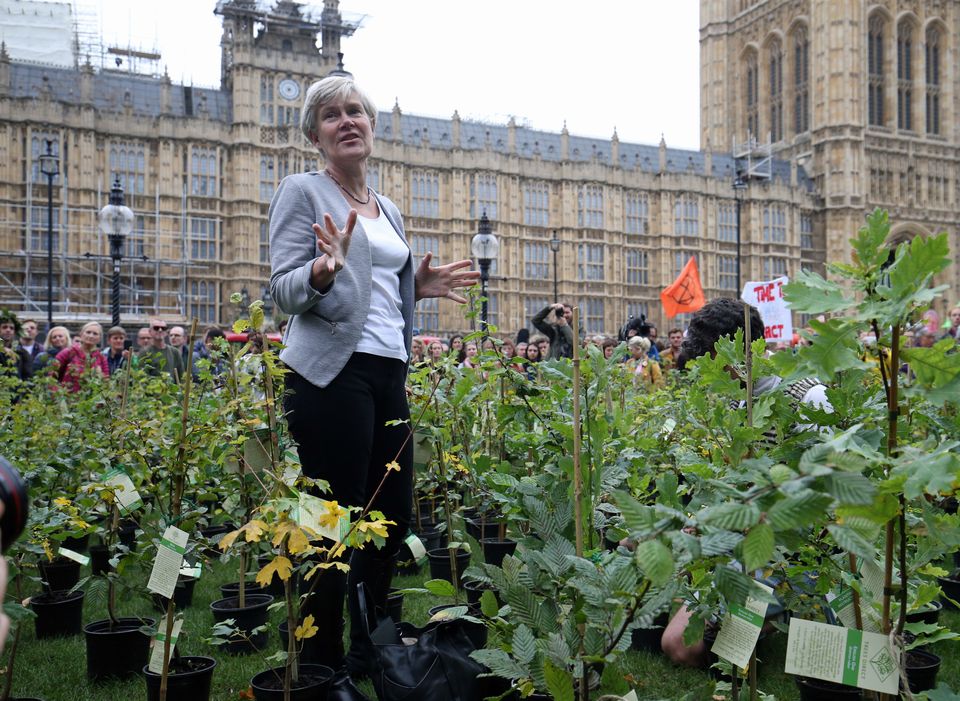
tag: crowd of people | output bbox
[0,310,244,389]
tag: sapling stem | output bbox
[157,599,176,701]
[572,307,584,558]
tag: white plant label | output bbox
[710,581,772,670]
[103,468,143,514]
[784,618,899,694]
[404,533,428,564]
[58,547,90,567]
[147,618,183,674]
[147,526,189,599]
[296,492,351,543]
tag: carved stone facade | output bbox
[0,0,822,337]
[701,0,960,302]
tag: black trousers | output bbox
[284,352,413,669]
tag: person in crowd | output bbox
[410,337,425,366]
[268,74,479,699]
[459,341,479,369]
[168,325,190,365]
[532,303,574,359]
[913,328,936,348]
[426,339,445,365]
[278,318,288,337]
[0,310,31,380]
[942,305,960,341]
[139,318,185,382]
[647,324,666,352]
[18,319,42,365]
[136,326,152,352]
[515,341,528,360]
[626,336,663,388]
[659,327,685,371]
[53,321,108,391]
[448,334,464,359]
[32,326,71,373]
[524,339,542,380]
[601,336,617,360]
[102,326,131,375]
[619,314,661,362]
[192,326,226,381]
[532,334,550,360]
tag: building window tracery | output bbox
[410,170,439,218]
[577,184,604,229]
[745,51,759,137]
[897,21,914,131]
[470,173,498,220]
[523,181,550,227]
[868,15,886,127]
[624,191,649,234]
[925,26,941,135]
[793,27,809,134]
[768,38,783,142]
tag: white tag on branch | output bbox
[710,581,772,670]
[147,618,183,674]
[404,533,427,563]
[103,468,143,514]
[58,547,90,567]
[147,526,189,599]
[295,492,351,542]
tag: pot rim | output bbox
[142,654,218,678]
[209,593,275,612]
[84,616,156,635]
[30,588,85,605]
[250,663,335,691]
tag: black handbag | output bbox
[358,583,487,701]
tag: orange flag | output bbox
[660,256,706,318]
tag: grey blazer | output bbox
[268,172,414,388]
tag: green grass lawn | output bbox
[5,544,959,701]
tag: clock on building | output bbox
[278,79,300,101]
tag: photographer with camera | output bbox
[617,313,661,362]
[531,303,574,360]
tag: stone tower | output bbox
[700,0,960,299]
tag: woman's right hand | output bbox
[310,210,356,290]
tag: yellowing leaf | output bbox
[294,614,318,641]
[242,520,268,543]
[318,501,348,530]
[219,527,244,551]
[385,461,400,473]
[53,497,71,507]
[256,555,293,587]
[356,519,393,539]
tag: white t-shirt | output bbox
[355,209,409,362]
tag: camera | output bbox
[0,456,28,553]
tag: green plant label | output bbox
[147,526,189,599]
[710,580,771,670]
[147,618,183,674]
[404,533,428,564]
[295,492,351,542]
[827,556,884,633]
[784,618,899,694]
[58,547,90,567]
[103,468,142,515]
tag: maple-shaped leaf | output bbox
[294,614,318,641]
[850,208,892,270]
[887,232,951,304]
[783,269,853,315]
[794,318,868,379]
[256,555,293,587]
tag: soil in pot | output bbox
[795,676,863,700]
[480,538,517,567]
[427,547,471,588]
[278,620,327,666]
[38,557,80,594]
[143,655,217,701]
[151,576,197,612]
[89,545,113,576]
[938,575,960,610]
[210,593,274,655]
[84,616,155,680]
[250,663,334,701]
[31,589,84,639]
[906,649,941,693]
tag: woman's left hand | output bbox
[414,252,481,303]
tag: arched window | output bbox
[897,21,914,130]
[768,39,783,141]
[793,27,809,134]
[925,26,941,135]
[745,51,759,137]
[868,15,886,126]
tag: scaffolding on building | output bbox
[733,134,773,182]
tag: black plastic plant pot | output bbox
[199,524,232,558]
[416,525,447,552]
[84,617,155,681]
[62,533,90,553]
[38,557,80,594]
[143,655,217,701]
[152,576,197,612]
[250,663,334,701]
[278,620,326,665]
[385,588,404,621]
[795,676,863,700]
[480,538,517,567]
[219,581,269,600]
[905,600,942,626]
[906,649,941,693]
[938,575,960,610]
[118,520,138,551]
[466,519,504,542]
[210,594,274,655]
[31,589,84,639]
[427,604,487,649]
[427,548,471,589]
[463,579,498,608]
[89,545,113,576]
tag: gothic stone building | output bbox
[701,0,960,298]
[0,0,824,337]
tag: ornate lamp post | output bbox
[733,169,747,292]
[97,177,134,328]
[470,212,499,334]
[262,287,274,323]
[550,233,561,303]
[38,140,59,331]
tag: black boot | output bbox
[327,666,372,701]
[345,548,396,678]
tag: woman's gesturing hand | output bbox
[414,252,481,303]
[310,209,356,289]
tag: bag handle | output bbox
[356,582,376,637]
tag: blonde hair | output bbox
[79,321,103,340]
[628,336,651,353]
[300,76,377,148]
[43,325,71,348]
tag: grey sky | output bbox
[93,0,701,149]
